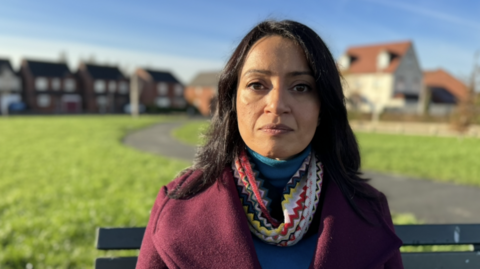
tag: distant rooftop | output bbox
[0,59,14,73]
[84,64,126,80]
[424,69,468,101]
[189,71,220,87]
[143,69,180,83]
[342,41,412,74]
[25,60,71,77]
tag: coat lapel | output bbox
[310,179,402,269]
[153,168,261,269]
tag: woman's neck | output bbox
[246,145,311,188]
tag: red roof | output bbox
[424,69,468,101]
[342,41,412,74]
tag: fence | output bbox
[350,120,480,138]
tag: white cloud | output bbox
[0,35,225,83]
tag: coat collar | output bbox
[153,168,402,269]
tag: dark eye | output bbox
[248,82,265,91]
[292,84,311,92]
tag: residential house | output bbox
[338,41,423,114]
[77,63,129,113]
[135,68,185,110]
[20,59,80,113]
[184,71,220,116]
[423,69,468,115]
[0,59,22,114]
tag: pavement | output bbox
[123,120,480,224]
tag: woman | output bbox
[137,20,403,269]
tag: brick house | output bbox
[423,69,469,115]
[135,68,185,110]
[0,59,22,114]
[77,63,129,113]
[338,41,423,114]
[184,71,220,116]
[20,59,80,114]
[424,69,468,104]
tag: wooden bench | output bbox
[95,224,480,269]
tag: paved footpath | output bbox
[124,120,480,224]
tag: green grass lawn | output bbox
[171,120,209,146]
[0,116,189,269]
[172,121,480,187]
[356,132,480,186]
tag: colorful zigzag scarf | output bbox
[232,149,323,247]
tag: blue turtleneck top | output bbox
[246,146,318,269]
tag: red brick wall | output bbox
[184,86,216,116]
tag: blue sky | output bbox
[0,0,479,83]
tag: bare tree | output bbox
[451,51,479,132]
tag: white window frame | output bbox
[118,81,129,94]
[35,77,48,91]
[174,84,183,96]
[64,78,75,92]
[156,97,170,108]
[157,82,168,96]
[37,94,51,107]
[96,95,108,105]
[94,80,106,93]
[51,78,61,91]
[174,97,186,108]
[108,81,117,93]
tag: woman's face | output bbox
[236,35,320,160]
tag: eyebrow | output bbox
[242,69,313,77]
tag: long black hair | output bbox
[169,20,378,220]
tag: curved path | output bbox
[124,120,480,224]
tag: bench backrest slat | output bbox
[95,225,480,269]
[395,224,480,245]
[96,227,145,250]
[401,252,480,269]
[95,257,138,269]
[95,225,480,250]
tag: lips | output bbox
[259,123,293,135]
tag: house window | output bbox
[94,80,106,93]
[156,97,170,108]
[174,97,186,108]
[174,84,183,96]
[396,77,405,91]
[412,78,421,91]
[64,79,75,92]
[377,51,390,70]
[35,77,48,91]
[119,81,129,94]
[157,83,168,96]
[96,96,108,105]
[37,94,51,107]
[52,78,61,91]
[108,81,117,93]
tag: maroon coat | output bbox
[137,168,403,269]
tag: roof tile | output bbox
[342,41,411,74]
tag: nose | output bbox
[264,83,291,115]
